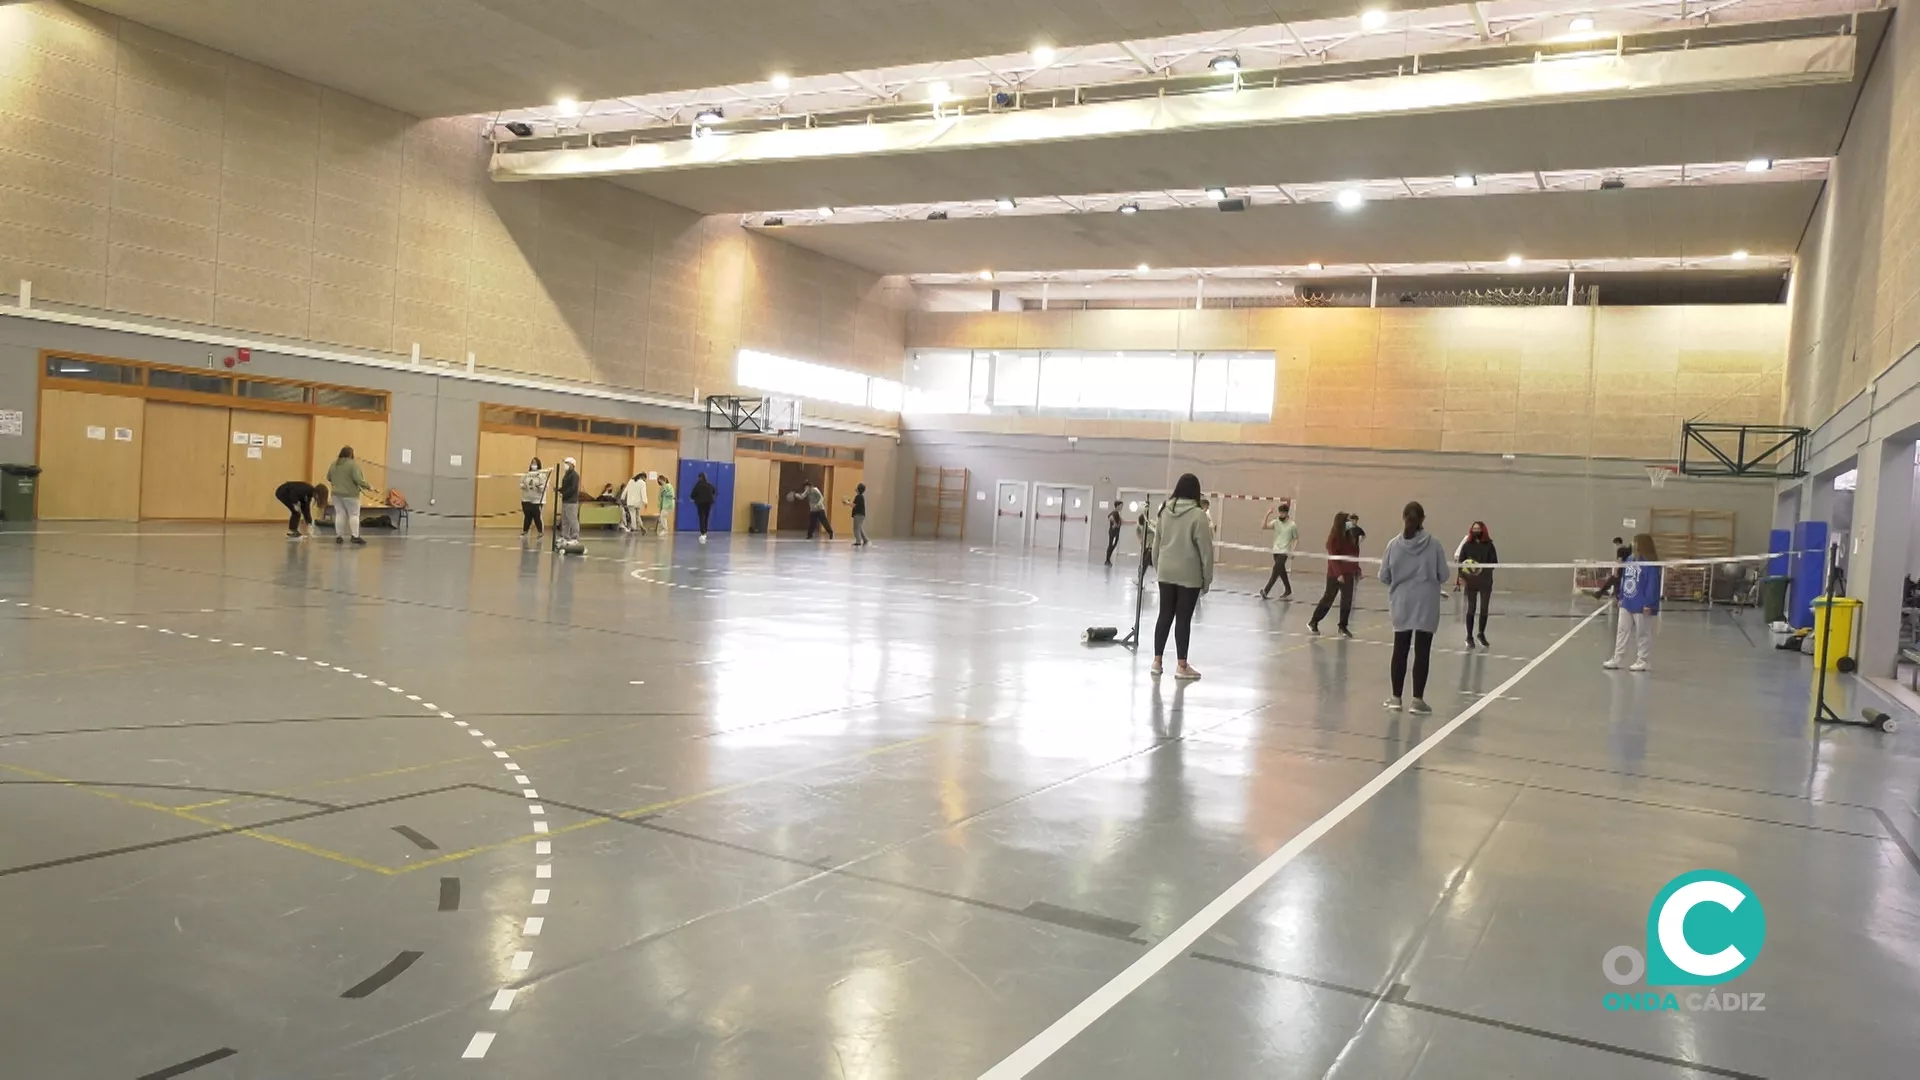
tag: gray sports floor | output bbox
[2,524,1917,1080]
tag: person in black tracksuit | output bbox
[690,473,717,542]
[275,480,324,538]
[1105,507,1123,566]
[1455,520,1498,648]
[1593,536,1633,598]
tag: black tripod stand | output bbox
[1811,542,1897,733]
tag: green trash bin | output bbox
[0,464,40,521]
[1761,575,1790,624]
[748,502,772,534]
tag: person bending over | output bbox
[1151,473,1214,682]
[1380,501,1449,714]
[276,480,325,538]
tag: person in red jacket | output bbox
[1309,511,1365,637]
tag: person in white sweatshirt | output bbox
[1259,500,1299,600]
[1150,473,1215,682]
[620,472,649,534]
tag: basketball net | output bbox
[1646,465,1676,489]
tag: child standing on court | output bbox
[656,473,676,538]
[848,483,871,546]
[1259,501,1298,600]
[1604,534,1663,672]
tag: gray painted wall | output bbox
[899,429,1776,592]
[0,313,899,531]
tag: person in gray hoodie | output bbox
[1378,500,1449,713]
[1150,473,1215,681]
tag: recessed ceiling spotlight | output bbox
[1731,249,1750,261]
[928,80,952,103]
[1307,261,1324,271]
[553,96,580,116]
[694,106,724,124]
[1032,44,1056,64]
[770,72,791,91]
[1336,188,1365,210]
[1569,15,1596,32]
[1506,253,1524,266]
[1360,8,1390,31]
[1204,185,1228,200]
[763,216,785,227]
[1600,176,1626,190]
[995,196,1017,210]
[502,121,534,138]
[1745,157,1773,172]
[1453,174,1476,189]
[817,206,835,217]
[1136,263,1151,272]
[926,210,949,220]
[1118,202,1141,214]
[978,270,995,280]
[1208,54,1242,73]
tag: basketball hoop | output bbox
[1646,465,1678,489]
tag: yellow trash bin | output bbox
[1810,596,1862,670]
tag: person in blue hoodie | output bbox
[1379,501,1450,714]
[1604,533,1663,671]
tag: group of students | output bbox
[515,457,719,546]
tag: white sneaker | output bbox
[1384,697,1403,711]
[699,534,707,544]
[1174,665,1202,681]
[1602,659,1621,670]
[1407,698,1433,715]
[1629,660,1648,672]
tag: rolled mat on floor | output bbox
[1083,626,1119,643]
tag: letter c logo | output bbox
[1645,870,1765,986]
[1658,880,1747,977]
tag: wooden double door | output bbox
[140,402,312,521]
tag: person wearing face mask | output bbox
[1454,520,1498,648]
[1309,510,1364,637]
[1259,500,1299,600]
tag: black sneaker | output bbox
[1308,622,1320,635]
[350,537,367,546]
[335,537,344,545]
[1339,626,1353,638]
[1479,633,1490,648]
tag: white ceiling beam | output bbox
[1117,41,1162,75]
[1469,2,1493,39]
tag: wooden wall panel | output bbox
[34,389,143,520]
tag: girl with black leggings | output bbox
[1309,512,1364,636]
[1455,521,1497,648]
[1149,473,1215,681]
[1378,501,1449,713]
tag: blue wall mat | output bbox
[1789,520,1829,628]
[1767,528,1792,578]
[676,459,735,532]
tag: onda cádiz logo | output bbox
[1602,870,1768,1014]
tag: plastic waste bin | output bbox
[0,464,40,521]
[1761,576,1790,624]
[1810,596,1862,671]
[748,502,772,534]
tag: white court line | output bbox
[461,1032,495,1059]
[976,602,1608,1080]
[490,989,517,1011]
[511,951,533,971]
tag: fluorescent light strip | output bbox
[488,0,1875,136]
[750,159,1827,227]
[907,253,1791,287]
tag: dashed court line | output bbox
[1,595,549,1064]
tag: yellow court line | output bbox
[0,731,940,876]
[0,762,393,874]
[390,731,942,874]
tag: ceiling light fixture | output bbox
[1360,8,1390,31]
[553,96,580,117]
[1209,54,1243,73]
[995,196,1017,210]
[1731,249,1750,261]
[817,206,835,217]
[1506,254,1524,266]
[770,73,791,91]
[1453,174,1476,189]
[1136,263,1151,272]
[502,121,534,138]
[978,270,995,280]
[1745,157,1773,172]
[1336,188,1365,210]
[928,80,952,103]
[1600,176,1626,190]
[1118,202,1140,214]
[1032,44,1056,65]
[1307,262,1324,271]
[763,216,785,227]
[693,106,723,124]
[1569,15,1596,32]
[1204,186,1228,200]
[926,210,949,220]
